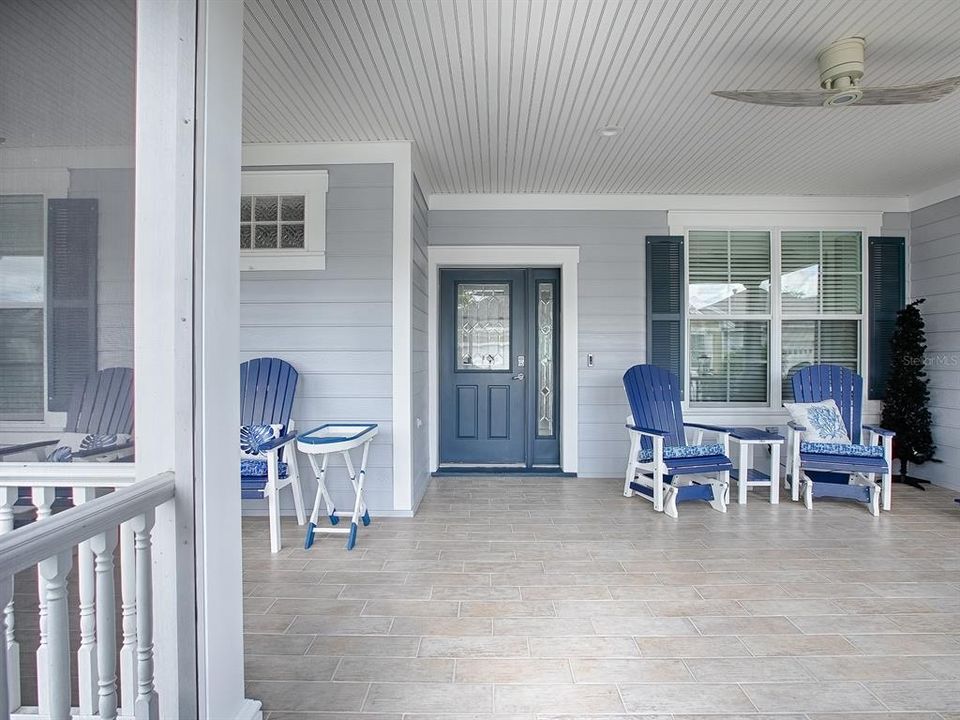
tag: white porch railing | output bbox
[0,466,173,720]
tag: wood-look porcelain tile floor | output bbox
[242,477,960,720]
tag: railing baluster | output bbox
[91,529,119,720]
[133,510,158,720]
[0,576,12,720]
[39,550,72,720]
[0,489,19,714]
[32,486,56,717]
[119,521,138,715]
[75,487,100,716]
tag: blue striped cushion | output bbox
[638,443,725,463]
[800,442,884,458]
[240,459,289,478]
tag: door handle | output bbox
[513,373,525,381]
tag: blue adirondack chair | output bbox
[622,365,732,518]
[787,364,894,516]
[0,366,135,463]
[240,357,306,552]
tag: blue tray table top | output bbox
[298,423,378,551]
[725,427,785,505]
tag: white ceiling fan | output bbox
[713,36,960,107]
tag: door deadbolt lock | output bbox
[517,355,525,367]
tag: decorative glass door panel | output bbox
[536,282,555,437]
[456,283,510,370]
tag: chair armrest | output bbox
[787,421,806,432]
[863,424,895,438]
[625,424,670,438]
[684,422,731,436]
[259,431,298,452]
[72,440,135,460]
[0,439,59,458]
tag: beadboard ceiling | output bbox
[243,0,960,197]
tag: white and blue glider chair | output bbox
[0,366,135,464]
[240,357,306,552]
[786,364,894,516]
[622,365,731,519]
[0,367,134,514]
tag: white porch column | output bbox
[134,0,199,716]
[194,0,257,718]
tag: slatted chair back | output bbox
[240,357,299,428]
[64,367,134,435]
[791,364,863,444]
[622,364,687,453]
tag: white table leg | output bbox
[770,443,780,505]
[738,442,750,505]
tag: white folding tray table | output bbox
[298,423,378,550]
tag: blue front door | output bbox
[439,268,560,468]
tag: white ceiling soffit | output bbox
[242,0,960,197]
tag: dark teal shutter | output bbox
[867,236,905,400]
[646,235,685,396]
[47,199,99,411]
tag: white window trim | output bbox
[668,210,882,420]
[239,169,328,271]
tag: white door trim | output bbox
[428,245,580,474]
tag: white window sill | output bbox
[240,252,326,272]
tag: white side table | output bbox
[727,427,785,505]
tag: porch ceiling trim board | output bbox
[428,193,911,213]
[240,140,417,515]
[908,176,960,211]
[428,245,581,475]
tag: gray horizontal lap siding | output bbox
[428,209,669,478]
[240,163,395,512]
[909,195,960,491]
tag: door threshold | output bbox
[432,466,575,477]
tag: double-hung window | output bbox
[688,230,770,405]
[674,213,872,410]
[0,195,45,420]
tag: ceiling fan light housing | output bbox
[818,36,865,90]
[824,88,864,106]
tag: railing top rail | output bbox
[0,471,174,579]
[0,462,137,488]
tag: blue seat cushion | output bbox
[800,441,884,458]
[240,458,289,478]
[639,442,726,463]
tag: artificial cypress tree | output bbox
[880,298,938,489]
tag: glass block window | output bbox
[240,170,328,270]
[536,282,555,437]
[240,194,305,250]
[456,283,510,370]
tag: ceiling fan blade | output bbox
[855,76,960,105]
[711,89,831,107]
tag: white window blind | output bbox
[688,230,770,405]
[0,195,45,420]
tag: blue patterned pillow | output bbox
[47,432,132,462]
[240,424,283,460]
[240,458,289,478]
[800,441,884,458]
[638,442,726,463]
[784,399,851,444]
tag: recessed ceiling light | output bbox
[598,125,621,138]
